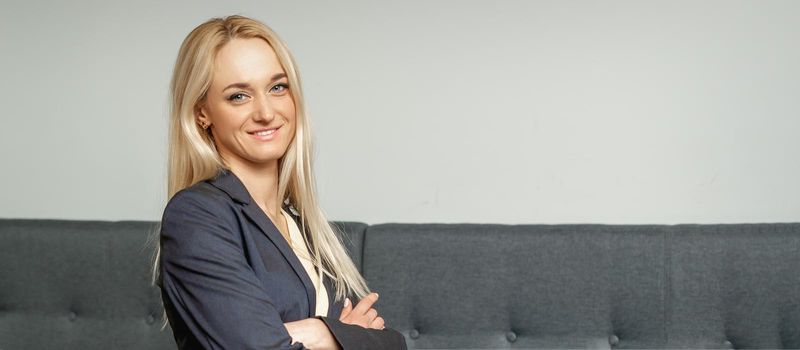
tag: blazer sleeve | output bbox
[316,316,408,350]
[159,190,309,350]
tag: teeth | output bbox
[254,129,275,136]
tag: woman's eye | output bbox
[270,83,289,93]
[228,93,248,102]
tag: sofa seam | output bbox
[360,224,368,276]
[663,225,672,346]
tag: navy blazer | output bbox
[157,168,407,349]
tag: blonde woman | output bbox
[154,15,407,349]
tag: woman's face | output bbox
[197,38,296,169]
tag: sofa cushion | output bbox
[0,219,174,350]
[0,219,368,349]
[331,221,369,272]
[667,223,800,349]
[362,223,668,349]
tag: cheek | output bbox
[281,100,296,120]
[215,107,248,132]
[282,120,297,146]
[208,105,233,128]
[280,101,297,134]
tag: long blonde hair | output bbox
[149,15,370,329]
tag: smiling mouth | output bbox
[247,125,281,141]
[250,129,277,136]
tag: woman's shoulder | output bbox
[159,180,243,245]
[162,180,237,221]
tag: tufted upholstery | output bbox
[0,219,173,349]
[1,219,798,349]
[365,223,800,349]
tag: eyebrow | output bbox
[222,73,287,92]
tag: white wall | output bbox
[1,0,798,224]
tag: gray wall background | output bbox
[1,0,798,225]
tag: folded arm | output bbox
[160,190,317,349]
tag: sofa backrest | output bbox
[667,224,800,348]
[364,224,668,349]
[0,219,173,349]
[364,223,800,349]
[0,219,368,350]
[1,219,798,349]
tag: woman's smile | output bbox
[247,125,281,141]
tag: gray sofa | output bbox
[1,218,798,349]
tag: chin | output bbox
[246,152,286,164]
[250,156,282,163]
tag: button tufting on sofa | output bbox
[4,219,800,349]
[505,331,517,342]
[409,329,420,339]
[608,334,619,346]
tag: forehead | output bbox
[212,38,285,87]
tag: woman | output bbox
[152,15,407,349]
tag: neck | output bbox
[226,158,281,217]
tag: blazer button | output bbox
[505,331,517,342]
[68,312,77,322]
[409,329,420,339]
[146,314,155,325]
[609,334,620,346]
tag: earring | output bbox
[199,121,209,129]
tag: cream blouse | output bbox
[281,208,329,317]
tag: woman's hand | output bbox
[339,292,386,330]
[284,318,340,350]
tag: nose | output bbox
[252,94,276,123]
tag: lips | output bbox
[247,125,281,135]
[250,129,277,136]
[247,125,281,141]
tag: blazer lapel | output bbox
[284,206,342,319]
[283,200,323,316]
[208,168,317,318]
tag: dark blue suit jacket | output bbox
[157,168,407,349]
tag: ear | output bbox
[194,103,211,126]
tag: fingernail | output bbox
[344,298,350,307]
[375,292,380,299]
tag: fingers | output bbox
[339,297,352,320]
[370,316,385,330]
[365,308,378,321]
[352,292,379,316]
[339,292,386,329]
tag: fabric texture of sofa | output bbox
[1,218,798,349]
